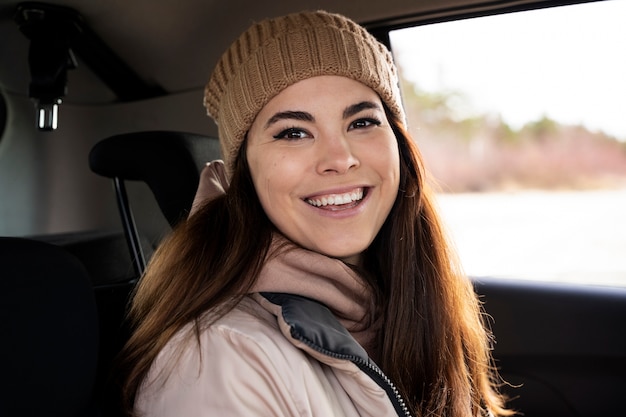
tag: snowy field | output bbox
[435,189,626,287]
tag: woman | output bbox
[116,10,512,417]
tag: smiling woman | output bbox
[113,10,513,417]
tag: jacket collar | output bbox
[254,292,412,417]
[258,292,369,361]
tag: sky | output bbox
[390,0,626,140]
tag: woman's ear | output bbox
[190,160,230,216]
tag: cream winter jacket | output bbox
[135,293,410,417]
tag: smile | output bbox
[305,188,365,208]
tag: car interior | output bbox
[1,0,624,416]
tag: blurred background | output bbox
[390,0,626,286]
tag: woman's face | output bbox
[246,76,400,265]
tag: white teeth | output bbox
[306,189,364,207]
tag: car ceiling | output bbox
[0,0,586,106]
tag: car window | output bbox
[389,0,626,287]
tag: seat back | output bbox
[0,237,99,417]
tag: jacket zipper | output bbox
[295,336,413,417]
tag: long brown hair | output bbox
[365,111,512,416]
[114,109,511,416]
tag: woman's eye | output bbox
[273,128,310,140]
[350,118,381,130]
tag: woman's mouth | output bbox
[305,187,366,208]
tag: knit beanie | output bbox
[203,10,406,173]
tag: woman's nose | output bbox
[315,133,360,175]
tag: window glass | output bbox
[390,0,626,287]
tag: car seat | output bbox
[86,131,220,415]
[0,237,99,417]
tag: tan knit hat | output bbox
[203,10,406,173]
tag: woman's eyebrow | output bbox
[343,101,382,119]
[265,111,314,129]
[263,102,381,129]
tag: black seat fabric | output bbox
[0,237,99,417]
[35,230,154,286]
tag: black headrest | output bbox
[0,237,99,416]
[89,131,221,226]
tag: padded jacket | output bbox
[135,292,411,417]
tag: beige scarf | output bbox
[254,234,380,359]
